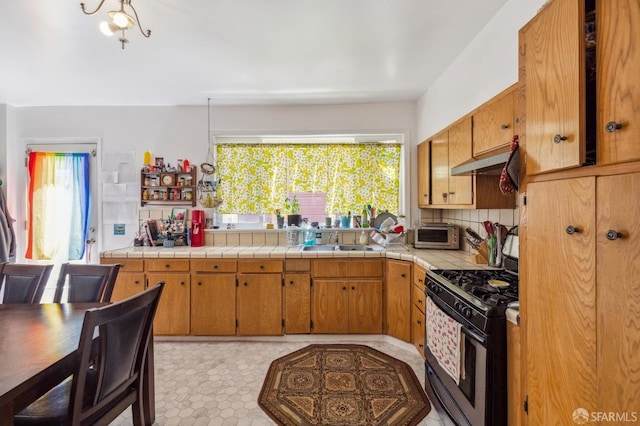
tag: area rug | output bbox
[258,344,431,425]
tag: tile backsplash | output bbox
[420,208,519,253]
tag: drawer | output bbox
[191,259,237,273]
[413,284,426,314]
[312,259,383,278]
[238,259,283,273]
[413,265,427,291]
[285,259,311,272]
[145,259,191,272]
[101,258,144,272]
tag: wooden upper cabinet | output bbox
[473,85,516,157]
[597,0,640,165]
[447,118,473,205]
[430,130,449,206]
[417,141,430,207]
[522,0,586,175]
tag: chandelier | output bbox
[80,0,151,49]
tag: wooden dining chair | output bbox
[53,263,121,303]
[14,281,165,426]
[0,263,53,303]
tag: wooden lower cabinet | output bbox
[146,272,191,335]
[313,279,382,334]
[284,273,311,334]
[101,258,145,302]
[385,259,411,342]
[411,305,425,357]
[236,273,283,335]
[412,264,427,357]
[191,274,236,335]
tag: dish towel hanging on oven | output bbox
[426,297,465,385]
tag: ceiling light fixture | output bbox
[80,0,151,49]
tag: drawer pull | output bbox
[165,264,170,268]
[134,280,140,285]
[606,230,623,241]
[553,134,568,143]
[605,121,623,133]
[417,320,422,325]
[213,265,218,269]
[260,265,265,269]
[501,124,509,130]
[417,298,423,304]
[566,225,580,235]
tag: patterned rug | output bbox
[258,344,431,425]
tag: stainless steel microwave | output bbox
[414,223,459,249]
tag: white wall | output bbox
[416,0,547,141]
[7,102,416,256]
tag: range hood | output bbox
[450,152,509,176]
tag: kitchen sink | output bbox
[299,244,384,252]
[299,245,338,252]
[338,244,383,251]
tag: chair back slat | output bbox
[0,264,53,303]
[54,263,121,303]
[71,282,164,424]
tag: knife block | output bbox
[471,241,489,264]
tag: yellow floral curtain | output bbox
[215,143,401,215]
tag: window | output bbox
[214,136,403,225]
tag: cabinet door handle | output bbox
[351,286,355,290]
[501,124,509,130]
[606,230,623,240]
[605,121,623,133]
[566,225,580,235]
[553,134,568,143]
[418,298,423,304]
[289,280,294,285]
[417,320,422,325]
[401,273,406,278]
[134,280,140,285]
[197,281,202,286]
[180,281,185,286]
[342,286,347,290]
[244,282,248,286]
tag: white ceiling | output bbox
[0,0,509,107]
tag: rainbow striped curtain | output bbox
[26,152,90,260]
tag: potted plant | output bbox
[284,195,302,227]
[275,209,285,229]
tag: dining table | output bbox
[0,303,155,425]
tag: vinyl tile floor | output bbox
[111,335,446,426]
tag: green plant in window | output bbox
[284,195,300,214]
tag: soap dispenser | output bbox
[359,230,368,245]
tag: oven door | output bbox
[425,294,488,426]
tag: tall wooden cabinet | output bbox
[525,178,597,422]
[525,173,640,422]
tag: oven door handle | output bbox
[461,326,486,345]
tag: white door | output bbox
[25,142,99,301]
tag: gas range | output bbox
[428,269,518,313]
[425,267,519,337]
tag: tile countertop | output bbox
[100,244,498,272]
